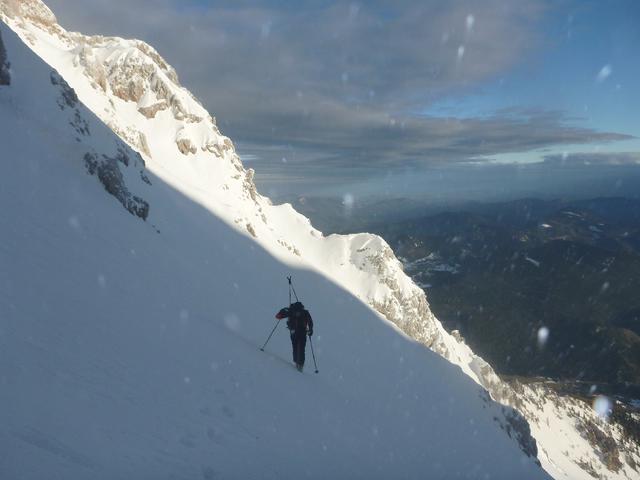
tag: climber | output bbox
[275,301,313,372]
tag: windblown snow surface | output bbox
[1,1,638,479]
[0,20,545,480]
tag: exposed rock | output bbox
[172,103,202,123]
[577,417,623,472]
[0,0,57,26]
[575,458,599,478]
[50,70,78,108]
[348,234,551,463]
[134,40,178,84]
[176,137,197,155]
[84,149,149,220]
[73,42,108,92]
[70,110,90,137]
[109,64,151,103]
[243,169,259,203]
[276,238,301,256]
[500,406,540,462]
[138,101,167,119]
[0,28,9,85]
[108,122,151,158]
[137,131,151,159]
[83,153,97,171]
[500,378,640,477]
[72,36,203,125]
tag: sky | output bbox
[45,0,640,203]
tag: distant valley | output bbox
[291,195,640,399]
[363,197,640,399]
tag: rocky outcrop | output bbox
[0,28,9,85]
[243,168,259,203]
[0,0,57,27]
[138,101,167,119]
[49,69,92,138]
[350,235,451,356]
[50,70,77,108]
[503,379,640,479]
[356,239,543,460]
[72,36,202,125]
[105,121,151,158]
[176,137,197,155]
[501,405,540,461]
[84,147,150,220]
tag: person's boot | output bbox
[296,363,303,372]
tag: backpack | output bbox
[287,302,308,332]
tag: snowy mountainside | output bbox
[0,0,497,394]
[2,1,639,478]
[0,21,547,479]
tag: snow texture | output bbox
[0,21,548,479]
[1,2,639,479]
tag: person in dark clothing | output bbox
[275,301,313,372]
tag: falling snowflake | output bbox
[224,313,241,331]
[593,395,612,419]
[596,64,612,82]
[537,326,549,348]
[466,14,475,33]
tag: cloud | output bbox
[46,1,547,99]
[544,151,640,166]
[44,0,635,188]
[233,106,632,174]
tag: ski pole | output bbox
[308,335,319,374]
[260,319,281,351]
[288,275,299,303]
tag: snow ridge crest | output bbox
[1,0,56,27]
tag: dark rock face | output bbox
[47,62,151,221]
[501,406,539,462]
[48,66,149,220]
[479,388,541,463]
[50,70,78,108]
[0,30,11,86]
[84,148,150,220]
[577,417,623,472]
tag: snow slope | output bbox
[1,1,639,478]
[0,0,502,394]
[0,18,547,480]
